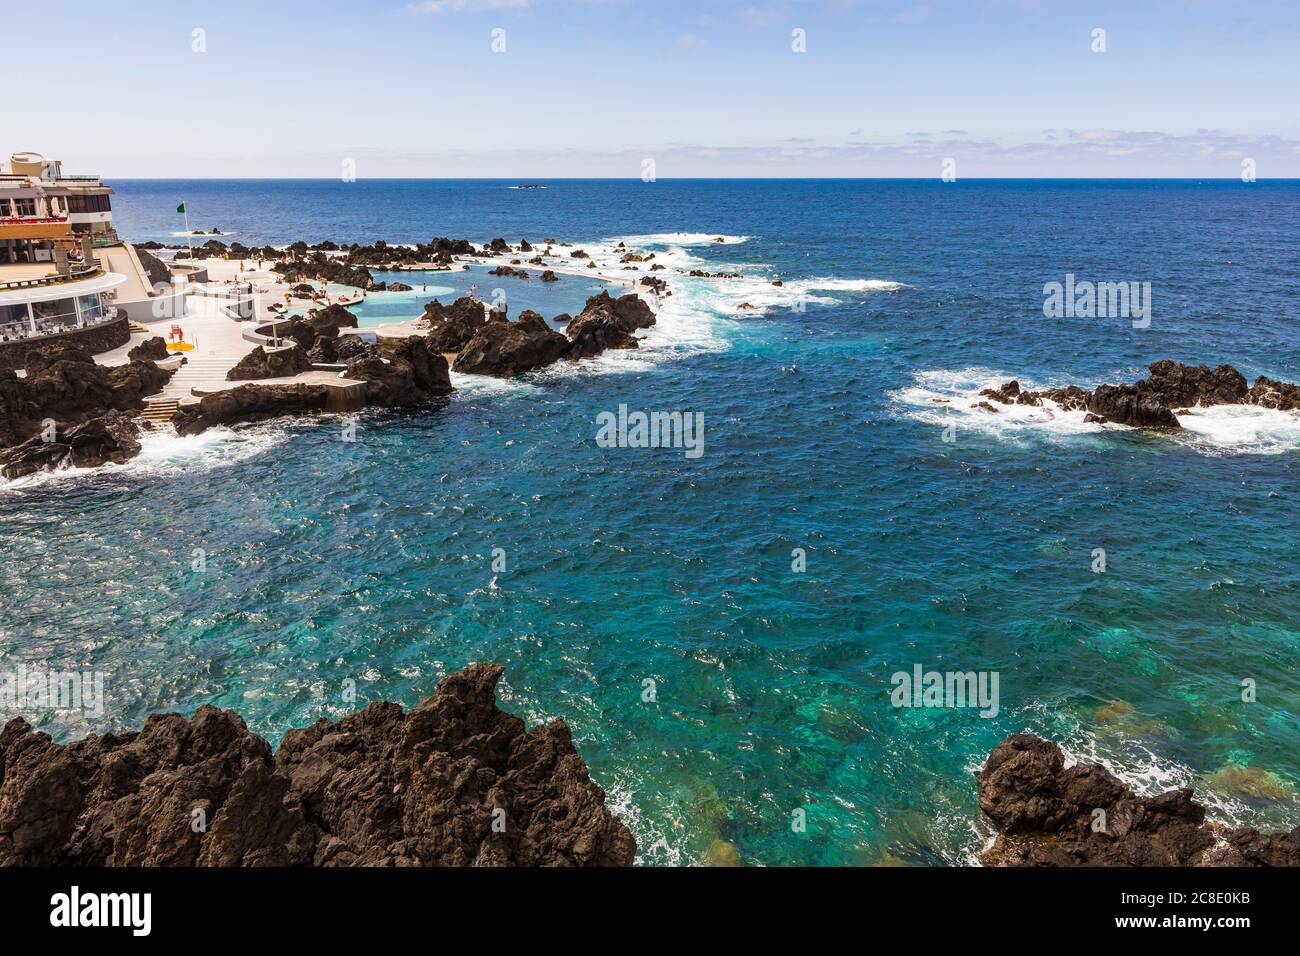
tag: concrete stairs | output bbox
[140,398,180,423]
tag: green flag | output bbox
[176,202,186,214]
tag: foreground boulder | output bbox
[346,339,452,407]
[980,734,1300,866]
[0,664,635,867]
[128,336,170,363]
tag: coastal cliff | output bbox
[0,664,635,867]
[979,734,1300,866]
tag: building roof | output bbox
[0,271,126,306]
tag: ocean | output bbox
[3,178,1299,865]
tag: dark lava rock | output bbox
[0,664,634,867]
[574,290,656,335]
[388,281,413,292]
[128,336,170,363]
[980,734,1299,866]
[1142,359,1248,407]
[565,311,641,359]
[346,338,451,406]
[1088,384,1181,429]
[453,312,571,377]
[1247,375,1300,411]
[539,270,558,282]
[423,296,489,353]
[0,343,174,473]
[0,412,142,480]
[227,345,314,381]
[173,384,332,436]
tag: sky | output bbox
[5,0,1299,178]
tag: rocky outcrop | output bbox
[565,311,641,359]
[979,734,1300,866]
[128,336,169,363]
[0,412,142,480]
[0,342,174,477]
[575,290,656,335]
[173,383,333,436]
[0,664,634,867]
[346,339,452,407]
[977,361,1300,429]
[453,311,571,377]
[423,296,490,353]
[226,345,313,381]
[274,257,376,290]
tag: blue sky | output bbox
[7,0,1300,177]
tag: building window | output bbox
[14,198,37,217]
[32,298,79,329]
[0,199,10,217]
[77,294,106,323]
[67,194,111,214]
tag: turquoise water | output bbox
[2,180,1299,865]
[303,263,619,328]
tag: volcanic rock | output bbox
[0,664,634,867]
[980,734,1300,866]
[172,383,332,436]
[453,312,571,377]
[226,345,313,381]
[423,296,489,353]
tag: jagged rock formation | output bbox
[0,412,143,480]
[423,296,493,353]
[978,361,1300,428]
[979,734,1300,866]
[127,336,169,363]
[453,310,571,377]
[0,343,174,478]
[0,664,635,867]
[226,345,313,381]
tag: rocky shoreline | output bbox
[980,734,1299,866]
[0,234,661,476]
[0,342,176,480]
[0,663,635,867]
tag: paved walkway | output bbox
[93,291,261,400]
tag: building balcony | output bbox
[0,217,74,241]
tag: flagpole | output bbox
[183,202,192,261]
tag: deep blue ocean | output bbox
[3,179,1299,865]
